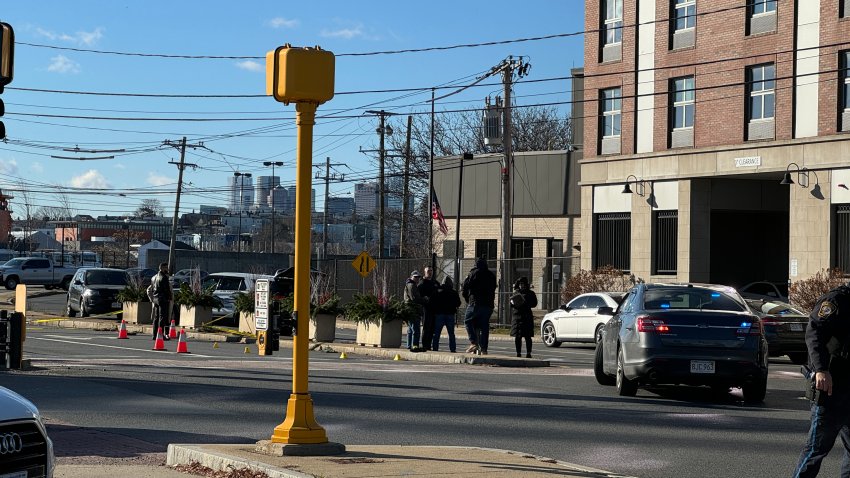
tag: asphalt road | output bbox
[4,325,830,478]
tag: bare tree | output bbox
[135,199,164,218]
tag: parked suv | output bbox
[66,267,129,318]
[0,386,55,477]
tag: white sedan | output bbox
[540,292,625,346]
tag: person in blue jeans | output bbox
[432,276,461,352]
[461,257,497,354]
[403,270,427,351]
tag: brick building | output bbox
[581,0,850,288]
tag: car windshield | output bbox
[85,270,128,286]
[749,300,805,316]
[3,259,26,267]
[643,287,745,312]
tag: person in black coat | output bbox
[432,276,462,352]
[509,277,537,358]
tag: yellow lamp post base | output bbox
[271,393,328,444]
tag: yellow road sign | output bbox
[352,251,377,278]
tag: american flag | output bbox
[431,187,449,235]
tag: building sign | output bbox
[790,259,798,278]
[734,156,761,168]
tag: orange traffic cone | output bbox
[168,319,178,339]
[117,320,128,339]
[176,328,189,354]
[153,327,167,351]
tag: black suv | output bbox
[66,267,129,318]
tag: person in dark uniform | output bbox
[149,263,173,341]
[794,281,850,477]
[509,277,537,358]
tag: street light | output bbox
[263,161,284,255]
[234,172,252,256]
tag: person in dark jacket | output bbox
[794,282,850,477]
[418,266,439,351]
[149,262,172,340]
[461,257,497,354]
[509,277,537,358]
[403,270,426,351]
[432,276,461,352]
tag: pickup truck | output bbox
[0,257,78,290]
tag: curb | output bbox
[33,318,243,343]
[168,444,312,478]
[316,343,550,367]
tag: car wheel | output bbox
[616,347,638,396]
[594,342,615,386]
[594,325,604,344]
[4,276,18,290]
[541,322,561,348]
[787,352,808,365]
[66,297,76,318]
[742,373,767,404]
[79,299,89,318]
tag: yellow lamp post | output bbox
[265,44,336,447]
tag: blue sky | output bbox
[0,1,585,219]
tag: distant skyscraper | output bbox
[327,197,355,216]
[354,182,378,216]
[229,175,254,213]
[386,177,403,211]
[254,176,279,208]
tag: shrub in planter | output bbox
[117,282,152,324]
[790,268,847,313]
[234,291,256,334]
[346,294,418,347]
[310,294,343,342]
[174,283,223,328]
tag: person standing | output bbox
[793,281,850,477]
[418,266,439,351]
[149,262,173,341]
[432,276,461,352]
[461,257,497,354]
[403,270,427,351]
[509,277,537,358]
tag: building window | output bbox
[594,212,631,272]
[751,0,777,15]
[475,239,497,270]
[602,88,622,138]
[842,51,850,111]
[653,210,678,275]
[748,64,775,121]
[672,77,695,129]
[603,0,623,45]
[834,205,850,273]
[674,0,696,31]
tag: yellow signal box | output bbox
[266,45,334,105]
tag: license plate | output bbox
[0,472,27,478]
[690,360,715,374]
[112,302,122,308]
[790,323,804,331]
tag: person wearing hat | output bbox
[509,276,537,358]
[403,270,427,351]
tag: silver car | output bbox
[0,386,55,477]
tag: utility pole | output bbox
[163,137,200,273]
[262,161,283,255]
[400,115,412,258]
[314,157,345,260]
[365,110,395,258]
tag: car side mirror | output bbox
[598,306,614,316]
[73,279,82,285]
[560,304,571,312]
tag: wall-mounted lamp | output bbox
[622,174,646,196]
[780,162,810,188]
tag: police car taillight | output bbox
[637,316,669,333]
[737,317,762,336]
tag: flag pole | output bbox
[452,153,468,288]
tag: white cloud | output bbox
[268,17,298,29]
[321,23,365,40]
[47,55,81,74]
[236,60,263,72]
[114,163,126,170]
[70,170,110,189]
[0,159,18,175]
[146,172,172,186]
[30,162,44,174]
[36,27,104,46]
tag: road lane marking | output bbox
[30,336,215,358]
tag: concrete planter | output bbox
[356,320,402,348]
[238,311,256,335]
[123,301,152,324]
[309,313,337,342]
[178,305,213,329]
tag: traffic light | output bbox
[0,22,15,140]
